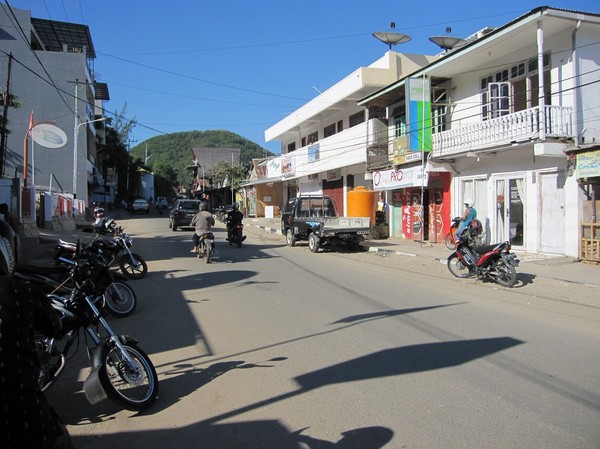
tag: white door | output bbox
[539,171,565,253]
[493,175,526,247]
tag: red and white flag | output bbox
[28,110,34,135]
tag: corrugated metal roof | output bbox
[31,18,96,58]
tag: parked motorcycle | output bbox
[33,257,158,411]
[445,217,484,250]
[228,222,245,248]
[55,231,148,280]
[18,243,137,318]
[196,232,215,263]
[447,238,520,287]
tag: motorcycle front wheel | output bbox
[119,253,148,280]
[444,232,456,250]
[494,259,517,287]
[447,253,470,278]
[103,282,137,317]
[99,342,159,411]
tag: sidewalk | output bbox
[245,216,600,289]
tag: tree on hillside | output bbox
[128,130,273,186]
[210,161,248,190]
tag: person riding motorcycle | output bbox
[0,220,74,449]
[455,199,477,240]
[226,203,246,243]
[190,202,215,253]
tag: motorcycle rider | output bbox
[0,220,74,449]
[455,199,477,240]
[92,201,105,219]
[226,202,246,242]
[190,201,215,253]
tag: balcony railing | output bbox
[432,105,574,158]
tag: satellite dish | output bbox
[428,35,466,51]
[31,123,68,148]
[372,22,411,50]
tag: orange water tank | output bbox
[347,186,376,225]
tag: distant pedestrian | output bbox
[0,203,19,233]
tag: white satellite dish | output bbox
[31,123,68,148]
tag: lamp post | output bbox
[73,117,107,199]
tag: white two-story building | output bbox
[359,6,600,258]
[255,51,435,216]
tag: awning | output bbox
[239,177,284,188]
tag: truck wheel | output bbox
[286,229,296,247]
[308,233,320,253]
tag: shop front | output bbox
[374,165,451,241]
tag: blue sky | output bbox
[11,1,600,155]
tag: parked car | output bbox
[169,199,202,231]
[128,198,150,214]
[156,197,169,210]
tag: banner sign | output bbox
[308,144,320,163]
[406,76,432,152]
[282,154,295,176]
[372,165,428,191]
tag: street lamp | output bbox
[73,117,107,198]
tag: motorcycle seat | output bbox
[474,244,498,254]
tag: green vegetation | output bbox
[129,130,272,194]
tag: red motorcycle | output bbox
[447,237,520,287]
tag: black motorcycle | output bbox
[56,231,148,280]
[17,251,137,318]
[227,221,245,248]
[32,257,158,411]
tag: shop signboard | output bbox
[372,165,428,191]
[576,150,600,178]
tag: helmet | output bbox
[464,199,473,207]
[199,202,209,211]
[0,219,18,275]
[232,203,239,211]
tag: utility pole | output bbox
[0,52,12,178]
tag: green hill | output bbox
[129,130,273,184]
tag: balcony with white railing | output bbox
[432,105,574,158]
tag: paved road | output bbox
[38,214,600,449]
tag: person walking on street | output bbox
[190,202,215,253]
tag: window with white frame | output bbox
[393,114,406,138]
[480,53,551,120]
[431,88,448,133]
